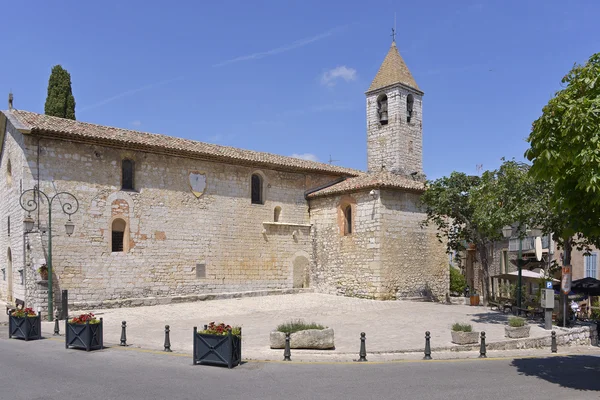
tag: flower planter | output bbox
[193,327,241,368]
[505,325,530,339]
[270,328,335,349]
[9,314,42,341]
[65,318,103,351]
[451,330,480,345]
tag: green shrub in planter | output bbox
[508,316,525,327]
[276,319,326,334]
[451,322,473,332]
[449,267,467,295]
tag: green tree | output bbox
[525,52,600,264]
[44,65,76,120]
[422,160,551,299]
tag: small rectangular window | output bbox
[122,159,135,190]
[196,263,206,279]
[112,231,124,252]
[585,253,597,278]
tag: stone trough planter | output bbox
[505,325,531,339]
[270,328,335,349]
[451,330,480,345]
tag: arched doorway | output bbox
[7,248,12,302]
[292,256,309,288]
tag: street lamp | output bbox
[502,225,524,315]
[20,188,79,321]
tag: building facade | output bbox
[0,42,449,311]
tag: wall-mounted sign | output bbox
[188,171,206,198]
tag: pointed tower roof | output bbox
[367,42,421,93]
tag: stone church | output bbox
[0,41,448,312]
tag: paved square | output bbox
[30,293,556,359]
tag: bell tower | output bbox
[366,41,423,175]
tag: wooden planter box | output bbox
[65,318,103,351]
[9,314,42,341]
[193,327,241,368]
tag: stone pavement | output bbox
[22,293,592,361]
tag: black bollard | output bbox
[54,314,60,336]
[424,331,432,360]
[357,332,367,362]
[120,321,127,346]
[551,331,557,353]
[479,331,487,358]
[164,325,172,352]
[283,332,291,361]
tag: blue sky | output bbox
[2,0,598,179]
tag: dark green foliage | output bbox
[449,266,466,295]
[526,52,600,250]
[44,65,76,120]
[451,322,472,332]
[276,319,326,334]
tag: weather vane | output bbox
[391,12,397,43]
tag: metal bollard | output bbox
[120,321,127,346]
[164,325,172,352]
[54,314,60,336]
[283,332,291,361]
[357,332,367,362]
[479,331,487,358]
[423,331,432,360]
[551,331,557,353]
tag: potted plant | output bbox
[451,322,479,345]
[65,313,103,351]
[37,264,48,281]
[193,322,241,368]
[505,316,530,338]
[8,307,42,341]
[270,319,334,349]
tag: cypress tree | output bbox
[44,65,76,120]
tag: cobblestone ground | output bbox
[31,293,556,359]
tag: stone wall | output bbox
[309,191,382,298]
[366,86,423,175]
[15,132,339,308]
[0,116,27,304]
[309,188,448,300]
[379,189,448,300]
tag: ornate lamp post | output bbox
[20,188,79,321]
[502,225,543,316]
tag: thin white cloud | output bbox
[291,153,319,162]
[79,76,185,113]
[320,66,357,87]
[131,120,142,127]
[213,26,345,67]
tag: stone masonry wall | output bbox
[0,116,27,305]
[366,86,423,175]
[379,189,448,301]
[309,191,383,298]
[18,134,340,308]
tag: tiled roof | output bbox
[367,42,421,93]
[307,170,425,198]
[7,110,362,176]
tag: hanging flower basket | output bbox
[9,308,42,341]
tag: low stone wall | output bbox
[70,288,313,311]
[446,324,598,352]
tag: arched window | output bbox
[274,206,282,222]
[251,174,263,204]
[111,218,126,253]
[122,159,135,190]
[406,94,414,123]
[377,94,388,125]
[6,159,12,186]
[344,205,352,235]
